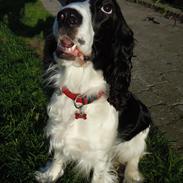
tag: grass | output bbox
[0,0,183,182]
[0,22,48,182]
[1,0,53,56]
[20,0,53,56]
[20,1,51,27]
[140,128,183,183]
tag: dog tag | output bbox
[75,111,87,120]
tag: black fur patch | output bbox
[45,0,152,141]
[90,0,152,140]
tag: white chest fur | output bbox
[45,61,118,162]
[36,61,150,183]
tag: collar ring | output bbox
[74,94,84,109]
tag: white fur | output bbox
[35,60,150,183]
[35,1,150,182]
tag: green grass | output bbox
[0,22,48,182]
[0,0,183,182]
[1,0,53,57]
[140,127,183,183]
[19,0,53,56]
[20,1,51,27]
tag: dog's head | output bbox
[54,0,134,109]
[53,0,94,61]
[54,0,133,61]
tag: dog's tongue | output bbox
[57,37,84,60]
[61,37,74,48]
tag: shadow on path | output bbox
[0,0,54,37]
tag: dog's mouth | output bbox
[56,36,84,60]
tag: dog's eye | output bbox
[101,4,113,14]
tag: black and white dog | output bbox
[35,0,152,182]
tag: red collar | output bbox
[61,86,105,105]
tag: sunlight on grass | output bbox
[0,22,48,182]
[21,0,50,27]
[0,0,183,182]
[18,0,52,57]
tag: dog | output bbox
[35,0,152,182]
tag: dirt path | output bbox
[41,0,183,152]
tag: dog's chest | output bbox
[47,62,119,158]
[49,92,118,160]
[61,100,118,158]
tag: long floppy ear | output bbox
[43,34,57,69]
[107,1,134,110]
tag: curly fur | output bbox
[35,0,152,183]
[91,0,134,110]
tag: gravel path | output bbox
[41,0,183,152]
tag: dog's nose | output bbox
[57,8,82,27]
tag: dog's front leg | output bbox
[35,150,65,183]
[92,156,117,183]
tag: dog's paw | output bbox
[123,170,144,183]
[35,169,64,183]
[35,171,53,183]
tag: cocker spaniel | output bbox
[35,0,152,182]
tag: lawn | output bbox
[0,0,183,182]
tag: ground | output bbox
[41,0,183,152]
[119,0,183,152]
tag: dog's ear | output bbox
[43,34,57,70]
[107,2,134,110]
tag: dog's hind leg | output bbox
[116,128,150,183]
[35,150,65,183]
[123,156,144,183]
